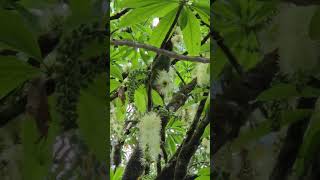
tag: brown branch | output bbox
[111,40,210,63]
[173,94,208,180]
[212,49,279,155]
[171,32,210,65]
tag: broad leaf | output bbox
[119,2,178,28]
[152,89,164,106]
[149,8,178,47]
[294,109,320,177]
[119,0,175,8]
[232,109,313,151]
[111,64,123,80]
[0,10,41,59]
[110,79,121,93]
[309,7,320,40]
[0,56,40,98]
[112,167,124,180]
[78,74,107,161]
[21,96,59,180]
[66,0,96,29]
[134,85,147,113]
[180,7,201,56]
[256,83,299,101]
[192,0,210,25]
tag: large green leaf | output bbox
[0,10,41,59]
[112,167,124,180]
[78,74,107,161]
[294,105,320,177]
[149,8,178,47]
[119,0,175,8]
[111,63,123,80]
[134,85,147,113]
[0,56,40,98]
[21,96,59,180]
[110,79,121,93]
[231,109,313,151]
[256,83,299,101]
[152,89,164,106]
[66,0,97,29]
[309,7,320,40]
[180,7,201,56]
[119,2,178,28]
[192,0,210,25]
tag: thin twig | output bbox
[111,40,210,63]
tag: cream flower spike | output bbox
[193,63,210,87]
[155,70,174,96]
[138,112,161,161]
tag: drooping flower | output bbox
[138,112,161,161]
[155,70,174,96]
[193,63,210,87]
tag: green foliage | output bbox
[149,8,177,47]
[111,0,210,178]
[180,6,201,56]
[118,2,178,28]
[77,74,107,161]
[196,167,210,180]
[134,85,147,113]
[309,7,320,40]
[21,96,60,180]
[111,166,124,180]
[0,56,40,98]
[0,10,41,60]
[294,101,320,177]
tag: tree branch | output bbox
[212,50,279,155]
[111,40,210,63]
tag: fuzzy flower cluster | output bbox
[193,63,210,87]
[138,112,161,161]
[155,69,174,96]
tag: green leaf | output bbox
[294,109,320,177]
[111,64,123,80]
[300,86,320,98]
[198,167,210,176]
[192,0,210,25]
[21,116,49,180]
[21,96,59,180]
[66,0,96,29]
[112,167,124,180]
[149,8,178,47]
[195,176,210,180]
[134,85,147,113]
[0,56,40,98]
[119,2,178,28]
[232,109,313,151]
[80,38,107,60]
[256,83,299,101]
[110,79,121,93]
[78,74,107,161]
[0,10,41,59]
[119,0,175,8]
[309,7,320,40]
[152,89,164,106]
[180,7,201,56]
